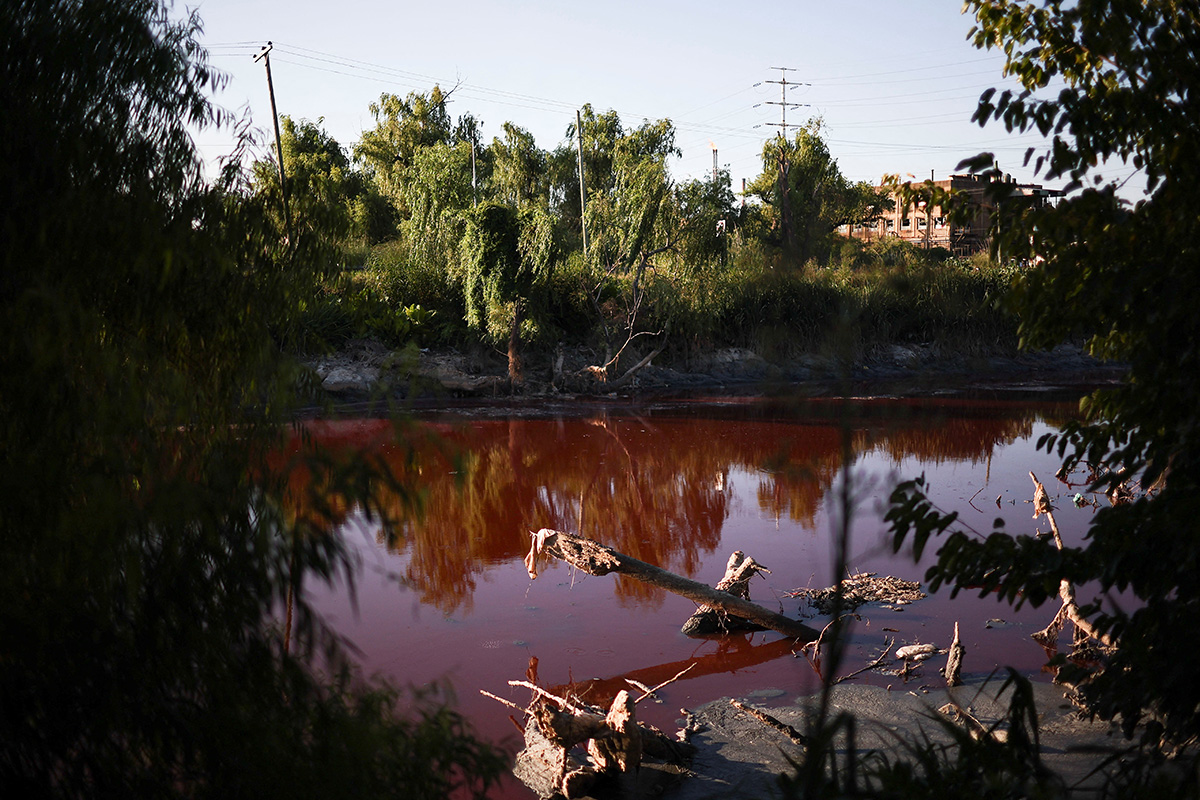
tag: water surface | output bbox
[295,394,1099,797]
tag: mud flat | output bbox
[665,676,1121,800]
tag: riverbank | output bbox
[301,338,1126,411]
[660,676,1125,800]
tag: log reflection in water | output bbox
[553,635,799,710]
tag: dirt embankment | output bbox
[301,338,1124,409]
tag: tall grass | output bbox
[642,241,1020,362]
[306,235,1022,363]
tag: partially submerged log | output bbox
[525,528,819,641]
[681,550,770,635]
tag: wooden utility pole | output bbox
[576,109,588,256]
[254,42,292,242]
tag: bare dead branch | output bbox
[832,637,895,685]
[730,698,808,745]
[633,663,696,704]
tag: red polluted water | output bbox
[294,394,1101,798]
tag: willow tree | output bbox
[0,2,501,796]
[252,116,396,249]
[354,87,482,273]
[461,202,555,385]
[491,121,548,209]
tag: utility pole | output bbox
[471,138,478,207]
[254,42,291,242]
[925,168,934,251]
[576,109,588,257]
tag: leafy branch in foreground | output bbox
[860,1,1200,795]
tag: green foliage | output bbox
[462,202,522,335]
[354,86,456,201]
[582,115,679,273]
[886,0,1200,768]
[640,256,1018,360]
[669,170,738,270]
[253,116,396,248]
[461,202,556,346]
[747,120,890,264]
[364,240,465,320]
[491,121,547,209]
[0,2,501,796]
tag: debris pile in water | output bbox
[786,572,926,614]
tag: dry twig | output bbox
[832,637,895,685]
[730,699,808,745]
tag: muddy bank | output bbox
[661,677,1123,800]
[301,339,1125,410]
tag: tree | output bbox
[252,116,396,248]
[355,87,483,272]
[491,121,547,209]
[670,169,739,270]
[747,120,888,264]
[584,118,677,274]
[354,86,456,204]
[889,0,1200,761]
[461,202,556,384]
[0,2,501,796]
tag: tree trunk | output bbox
[508,300,525,386]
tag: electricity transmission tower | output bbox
[762,67,809,255]
[763,66,809,139]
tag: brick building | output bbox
[844,174,1061,255]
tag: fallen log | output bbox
[526,528,818,641]
[497,680,689,799]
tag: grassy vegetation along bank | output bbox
[288,239,1027,389]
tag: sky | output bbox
[185,0,1131,193]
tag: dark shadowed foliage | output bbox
[0,2,502,797]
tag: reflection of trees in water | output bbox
[288,401,1072,614]
[387,416,734,612]
[749,405,1039,525]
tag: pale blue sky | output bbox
[188,0,1115,192]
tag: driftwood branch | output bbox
[832,637,894,685]
[1029,472,1117,649]
[682,550,771,635]
[497,676,690,798]
[527,528,818,641]
[945,621,964,687]
[479,689,525,714]
[730,699,808,745]
[632,663,696,704]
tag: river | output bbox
[290,391,1102,798]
